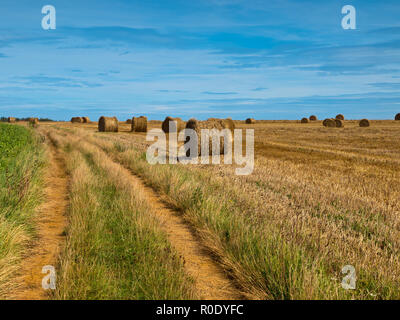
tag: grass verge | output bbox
[0,123,45,297]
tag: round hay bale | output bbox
[185,118,234,157]
[162,116,185,133]
[71,117,83,123]
[323,118,336,127]
[82,117,90,123]
[245,118,256,124]
[131,116,148,132]
[395,113,400,121]
[309,115,317,121]
[359,119,370,127]
[7,117,16,123]
[126,119,132,124]
[225,118,235,131]
[98,116,118,132]
[29,118,39,127]
[301,117,309,123]
[335,119,344,128]
[336,114,345,120]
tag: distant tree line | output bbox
[0,117,55,122]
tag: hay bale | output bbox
[225,118,235,131]
[245,118,256,124]
[126,119,132,124]
[29,118,39,127]
[71,117,83,123]
[395,113,400,121]
[131,116,148,132]
[82,117,90,123]
[162,116,185,133]
[98,116,118,132]
[301,117,309,123]
[309,115,317,121]
[335,119,344,128]
[323,118,336,127]
[185,118,234,157]
[7,117,16,123]
[359,119,370,127]
[336,114,345,120]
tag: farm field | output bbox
[0,119,400,300]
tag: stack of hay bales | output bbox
[301,117,309,123]
[323,118,336,127]
[131,116,148,132]
[245,118,256,124]
[395,113,400,121]
[126,119,132,124]
[162,116,185,133]
[359,119,370,127]
[82,117,90,123]
[309,115,317,121]
[185,118,235,157]
[98,116,118,132]
[7,117,16,123]
[336,114,345,120]
[71,117,83,123]
[335,119,344,128]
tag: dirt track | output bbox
[13,136,68,300]
[124,170,243,300]
[96,146,244,299]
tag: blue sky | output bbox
[0,0,399,120]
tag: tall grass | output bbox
[48,131,195,299]
[0,123,45,297]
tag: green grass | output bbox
[49,131,195,300]
[0,123,45,297]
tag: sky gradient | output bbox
[0,0,399,120]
